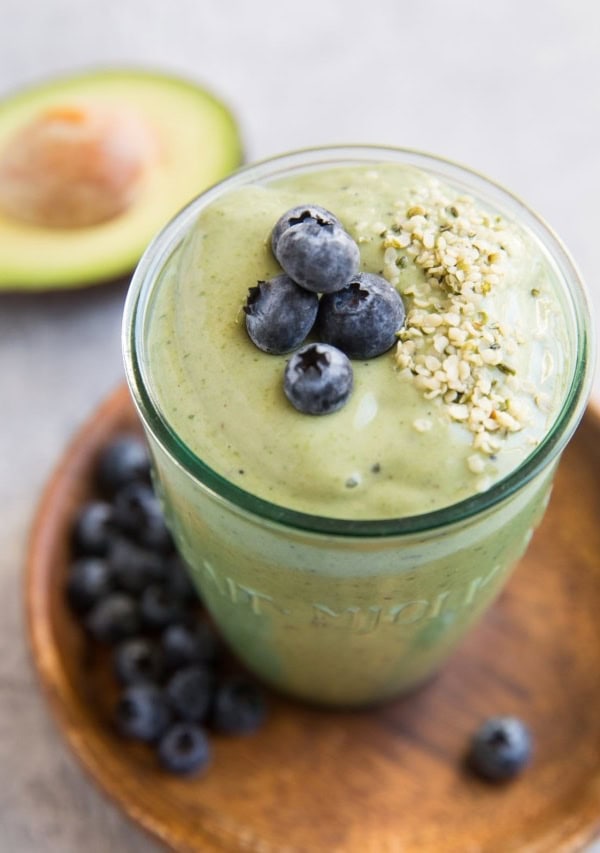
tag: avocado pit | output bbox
[0,103,158,228]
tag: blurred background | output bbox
[1,1,598,850]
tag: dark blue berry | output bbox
[210,677,266,735]
[115,684,171,742]
[140,584,187,631]
[272,205,359,294]
[96,435,151,497]
[284,343,353,415]
[166,665,214,722]
[316,272,406,359]
[113,637,164,686]
[468,716,532,782]
[72,501,115,557]
[108,537,166,595]
[244,274,318,354]
[162,622,219,671]
[86,593,140,644]
[112,482,173,553]
[66,557,113,615]
[271,204,341,254]
[165,554,198,605]
[157,722,211,775]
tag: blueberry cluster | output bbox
[66,435,266,776]
[244,205,406,415]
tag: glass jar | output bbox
[123,146,594,706]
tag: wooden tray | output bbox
[25,384,600,853]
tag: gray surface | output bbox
[1,1,599,851]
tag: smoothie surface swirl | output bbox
[144,163,569,520]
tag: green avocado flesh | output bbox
[0,69,242,290]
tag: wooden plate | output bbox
[25,384,600,853]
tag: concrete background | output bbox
[1,1,599,850]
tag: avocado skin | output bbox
[0,68,243,291]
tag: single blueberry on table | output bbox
[284,342,353,415]
[210,677,267,735]
[113,637,165,686]
[166,665,214,722]
[115,684,171,742]
[72,501,115,557]
[96,435,151,497]
[272,204,360,294]
[468,716,533,782]
[157,722,211,775]
[66,557,113,616]
[244,274,318,354]
[86,592,140,644]
[316,272,406,359]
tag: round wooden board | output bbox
[26,384,600,853]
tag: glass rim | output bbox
[122,144,595,538]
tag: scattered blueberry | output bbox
[108,537,165,594]
[96,435,151,497]
[166,665,214,722]
[115,684,171,742]
[66,557,113,615]
[316,272,406,359]
[164,554,198,605]
[157,722,211,775]
[113,482,173,553]
[140,584,187,631]
[272,204,360,293]
[86,593,140,644]
[113,637,164,686]
[244,274,318,354]
[210,677,267,735]
[161,622,218,671]
[284,342,353,415]
[72,501,115,557]
[468,716,533,782]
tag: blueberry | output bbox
[166,665,214,722]
[316,272,406,359]
[113,637,165,686]
[210,677,266,735]
[272,205,360,294]
[157,722,211,775]
[96,435,151,497]
[86,593,140,644]
[112,482,173,553]
[140,584,187,631]
[284,343,353,415]
[271,204,342,254]
[66,557,113,616]
[108,537,166,595]
[115,684,171,742]
[72,501,115,557]
[162,622,219,671]
[165,554,198,605]
[244,274,318,354]
[468,716,533,782]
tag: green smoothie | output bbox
[126,149,591,705]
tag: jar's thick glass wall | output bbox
[148,431,555,705]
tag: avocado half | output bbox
[0,68,243,290]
